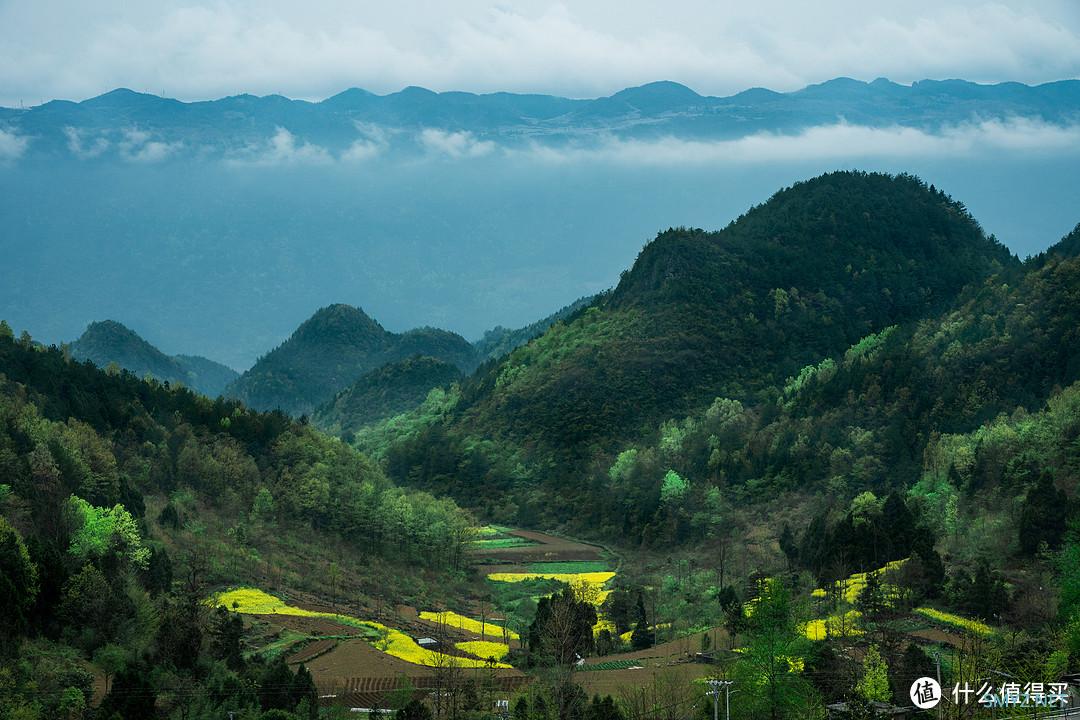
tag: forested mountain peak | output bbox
[74,320,163,358]
[69,320,237,397]
[369,172,1027,522]
[290,303,390,349]
[611,171,1015,312]
[225,304,478,416]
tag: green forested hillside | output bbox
[559,246,1080,546]
[472,295,595,362]
[362,172,1023,530]
[0,324,473,719]
[314,355,462,436]
[70,320,238,397]
[464,172,1013,453]
[225,304,479,416]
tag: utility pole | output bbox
[707,679,734,720]
[933,650,943,720]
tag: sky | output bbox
[1,0,1080,106]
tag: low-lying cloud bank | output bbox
[9,116,1080,168]
[517,118,1080,166]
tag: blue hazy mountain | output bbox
[69,320,237,396]
[224,304,478,416]
[4,78,1080,157]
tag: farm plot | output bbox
[471,528,605,563]
[572,662,710,697]
[418,610,519,641]
[213,588,512,669]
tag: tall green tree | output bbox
[0,517,38,654]
[733,580,820,719]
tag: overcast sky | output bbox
[1,0,1080,106]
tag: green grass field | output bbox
[526,561,609,573]
[578,660,643,672]
[471,537,537,549]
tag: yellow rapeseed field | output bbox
[419,610,519,640]
[914,607,995,637]
[802,611,864,640]
[213,588,511,668]
[455,640,510,661]
[812,558,909,603]
[487,571,615,587]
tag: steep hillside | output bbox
[462,172,1015,452]
[361,172,1032,536]
[473,295,596,363]
[225,304,478,415]
[578,245,1080,545]
[315,356,462,436]
[69,320,237,396]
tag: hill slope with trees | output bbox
[69,320,238,397]
[360,172,1023,530]
[225,304,479,416]
[314,355,463,437]
[0,321,475,719]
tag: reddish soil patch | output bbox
[305,638,427,680]
[321,672,532,709]
[307,639,529,702]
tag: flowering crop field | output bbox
[214,588,511,668]
[487,571,615,588]
[803,611,864,640]
[914,607,995,637]
[455,640,510,661]
[812,558,908,603]
[418,610,519,640]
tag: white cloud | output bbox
[515,118,1080,166]
[64,126,109,158]
[1,1,1078,106]
[340,122,389,162]
[0,128,29,160]
[418,128,495,158]
[228,127,333,167]
[118,127,181,163]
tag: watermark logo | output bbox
[911,677,942,709]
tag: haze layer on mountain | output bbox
[2,80,1079,368]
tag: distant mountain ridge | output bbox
[4,77,1080,159]
[225,304,478,416]
[69,320,237,396]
